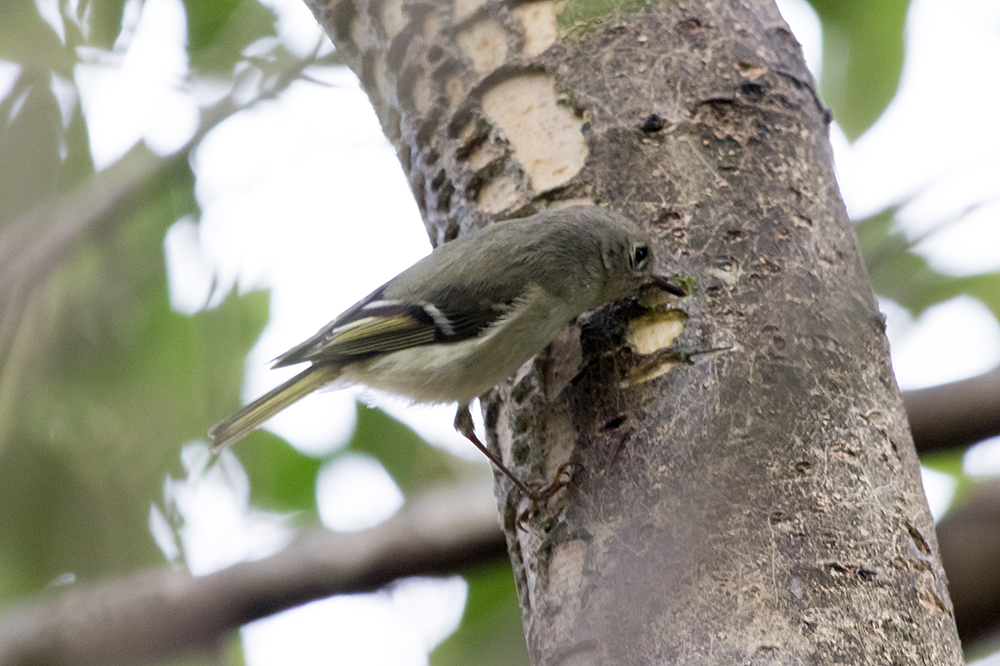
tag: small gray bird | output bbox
[209,206,683,499]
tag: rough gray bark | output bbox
[308,0,963,662]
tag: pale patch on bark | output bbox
[455,0,488,19]
[494,395,516,467]
[513,1,558,57]
[372,57,389,109]
[412,70,431,115]
[445,74,465,111]
[548,536,587,597]
[543,539,595,662]
[619,310,689,386]
[482,74,588,192]
[423,13,440,40]
[478,176,521,213]
[543,408,576,481]
[466,139,504,171]
[381,0,404,39]
[457,19,509,72]
[621,358,682,387]
[350,13,369,51]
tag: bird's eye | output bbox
[631,245,650,269]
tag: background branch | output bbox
[905,365,1000,455]
[0,45,339,450]
[937,480,1000,644]
[4,360,1000,666]
[0,483,505,666]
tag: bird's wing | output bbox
[272,284,513,368]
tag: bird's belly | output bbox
[340,321,562,404]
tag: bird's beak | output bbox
[648,274,687,297]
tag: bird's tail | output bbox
[208,365,339,450]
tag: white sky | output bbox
[18,0,1000,662]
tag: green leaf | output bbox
[920,450,964,478]
[808,0,910,138]
[184,0,277,73]
[0,0,66,64]
[0,430,145,598]
[0,73,63,226]
[946,274,1000,325]
[183,0,243,54]
[857,208,1000,320]
[237,430,323,515]
[345,403,466,497]
[919,449,980,521]
[83,0,130,49]
[0,162,269,597]
[856,208,951,316]
[431,561,529,666]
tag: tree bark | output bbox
[308,0,963,662]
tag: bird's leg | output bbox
[454,403,536,499]
[453,403,576,506]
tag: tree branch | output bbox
[0,45,339,375]
[937,479,1000,644]
[904,365,1000,455]
[3,433,1000,666]
[0,45,340,450]
[0,483,505,666]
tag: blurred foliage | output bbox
[857,207,1000,321]
[237,401,477,516]
[0,0,998,663]
[239,430,325,515]
[185,0,278,72]
[919,448,981,515]
[0,0,482,659]
[0,158,269,594]
[86,0,132,49]
[0,67,76,226]
[184,0,246,54]
[808,0,909,138]
[344,403,468,497]
[0,0,282,606]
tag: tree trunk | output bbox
[309,0,964,662]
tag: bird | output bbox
[209,206,684,500]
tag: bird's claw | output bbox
[515,462,583,529]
